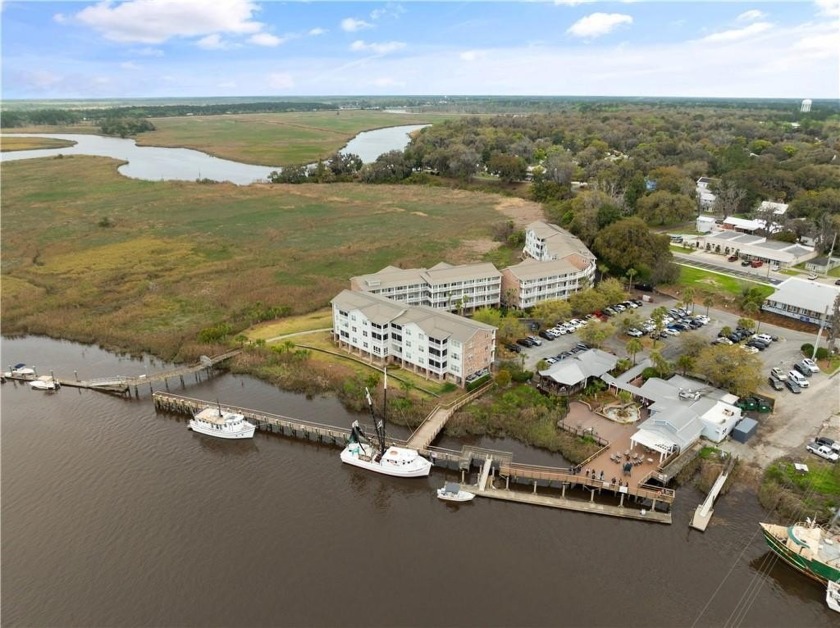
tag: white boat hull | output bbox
[188,419,256,439]
[29,380,60,391]
[437,488,476,502]
[828,581,840,613]
[340,443,432,478]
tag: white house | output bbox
[696,216,716,233]
[757,201,789,216]
[762,277,840,326]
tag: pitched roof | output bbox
[525,221,595,260]
[765,277,840,313]
[538,349,617,386]
[503,256,584,281]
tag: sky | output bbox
[1,0,838,100]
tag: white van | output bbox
[788,370,810,388]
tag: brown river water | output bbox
[1,337,835,627]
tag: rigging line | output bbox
[724,463,834,628]
[690,457,824,628]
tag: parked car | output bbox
[815,437,840,452]
[516,338,534,348]
[626,328,644,337]
[801,358,821,373]
[767,376,784,390]
[750,260,763,268]
[715,337,734,345]
[784,378,802,394]
[793,362,813,377]
[741,260,752,267]
[754,334,776,344]
[770,367,787,381]
[835,279,840,286]
[527,335,543,346]
[746,339,768,351]
[788,370,810,388]
[505,343,522,353]
[742,345,759,354]
[806,443,839,462]
[728,255,739,262]
[538,330,556,341]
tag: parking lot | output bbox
[507,291,839,469]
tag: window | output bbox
[363,342,369,349]
[340,331,349,339]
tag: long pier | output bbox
[153,391,675,523]
[4,350,240,395]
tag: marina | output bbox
[152,391,676,522]
[2,336,835,626]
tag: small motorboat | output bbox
[436,482,476,502]
[29,375,60,391]
[4,363,36,379]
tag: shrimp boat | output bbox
[436,482,475,502]
[759,518,840,586]
[189,403,256,440]
[340,371,432,478]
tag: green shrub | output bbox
[815,347,829,360]
[801,343,814,356]
[466,373,492,391]
[511,370,533,383]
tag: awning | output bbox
[630,428,677,455]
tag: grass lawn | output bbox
[138,110,453,165]
[2,155,531,361]
[677,266,775,299]
[670,244,695,254]
[248,310,334,341]
[1,136,76,152]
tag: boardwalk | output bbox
[691,454,737,531]
[5,350,240,394]
[406,383,491,451]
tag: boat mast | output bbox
[365,387,386,455]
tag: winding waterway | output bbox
[0,124,427,185]
[1,336,835,627]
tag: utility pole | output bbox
[812,305,831,361]
[825,232,837,278]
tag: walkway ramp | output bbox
[691,455,737,531]
[477,457,493,491]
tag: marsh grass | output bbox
[138,110,450,165]
[1,136,76,152]
[2,156,518,360]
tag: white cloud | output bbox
[267,72,294,89]
[249,32,282,47]
[74,0,263,44]
[196,34,233,50]
[217,81,237,89]
[341,17,372,32]
[53,12,66,23]
[815,0,840,17]
[699,22,773,43]
[350,40,406,54]
[737,10,766,22]
[308,27,327,36]
[369,76,405,88]
[567,13,633,38]
[460,50,486,62]
[370,5,405,20]
[120,61,140,70]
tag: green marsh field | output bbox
[1,154,525,359]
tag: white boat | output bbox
[437,482,476,502]
[828,580,840,613]
[189,405,256,440]
[4,363,36,378]
[339,375,432,478]
[29,375,60,391]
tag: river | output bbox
[0,124,427,185]
[1,336,834,627]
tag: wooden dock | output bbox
[154,391,675,523]
[690,454,737,531]
[406,383,491,451]
[4,350,240,395]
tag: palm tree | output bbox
[677,354,694,376]
[625,338,643,365]
[744,301,762,332]
[625,268,638,292]
[681,287,696,314]
[703,295,714,316]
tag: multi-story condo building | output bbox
[350,262,502,313]
[331,290,496,387]
[523,221,595,263]
[502,221,597,309]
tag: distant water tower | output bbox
[801,98,812,113]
